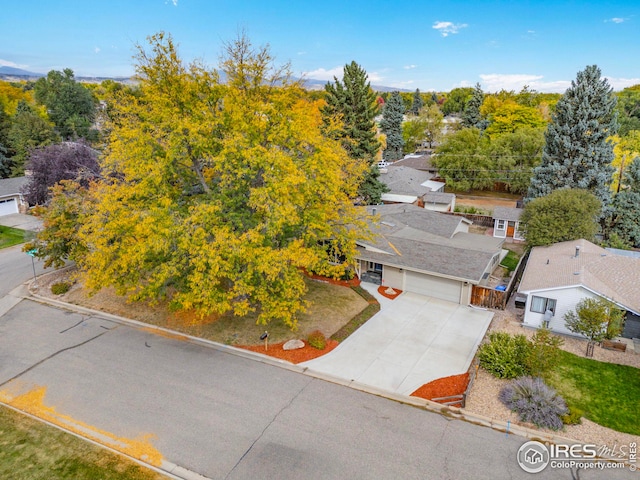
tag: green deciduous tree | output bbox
[34,69,97,140]
[7,100,58,175]
[433,128,492,191]
[527,65,618,216]
[380,91,405,162]
[321,61,385,204]
[519,188,601,246]
[422,104,444,149]
[43,33,368,330]
[564,297,624,356]
[442,87,473,115]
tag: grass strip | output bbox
[0,225,25,249]
[0,405,167,479]
[331,286,380,342]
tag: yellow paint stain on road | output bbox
[139,326,189,342]
[0,384,164,467]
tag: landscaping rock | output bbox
[283,339,305,351]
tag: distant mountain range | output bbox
[0,66,409,92]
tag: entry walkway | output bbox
[301,284,494,396]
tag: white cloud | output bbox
[0,58,28,69]
[303,67,383,83]
[404,64,417,70]
[94,47,101,54]
[164,0,178,5]
[478,73,572,93]
[432,21,468,37]
[302,66,344,81]
[605,76,640,90]
[606,17,625,23]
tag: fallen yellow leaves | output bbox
[0,383,163,467]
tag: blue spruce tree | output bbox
[527,65,618,216]
[381,91,405,162]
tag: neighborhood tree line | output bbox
[0,31,639,327]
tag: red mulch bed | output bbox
[410,373,469,402]
[377,286,402,299]
[237,339,339,364]
[302,270,361,288]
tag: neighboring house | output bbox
[492,207,524,241]
[0,176,29,216]
[517,239,640,339]
[355,204,504,304]
[379,165,455,212]
[391,153,438,174]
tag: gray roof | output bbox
[518,239,640,314]
[379,166,434,197]
[358,204,503,282]
[424,191,455,204]
[392,154,435,171]
[0,176,28,197]
[492,206,523,221]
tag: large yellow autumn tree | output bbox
[53,33,367,328]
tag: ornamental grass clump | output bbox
[499,376,568,430]
[307,330,327,350]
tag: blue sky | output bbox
[1,0,639,92]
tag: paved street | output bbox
[0,247,635,479]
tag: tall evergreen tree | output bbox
[462,83,487,130]
[410,88,423,115]
[381,91,405,162]
[321,61,386,204]
[526,65,618,215]
[606,156,640,247]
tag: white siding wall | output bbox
[382,265,404,291]
[522,286,599,337]
[493,219,507,238]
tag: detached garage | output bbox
[0,177,28,217]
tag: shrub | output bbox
[525,327,564,378]
[51,282,71,295]
[478,332,531,379]
[499,376,568,430]
[307,330,327,350]
[562,407,584,425]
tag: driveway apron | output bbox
[301,285,493,396]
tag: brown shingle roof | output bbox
[518,239,640,314]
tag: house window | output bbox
[530,296,557,314]
[368,262,383,273]
[496,219,506,230]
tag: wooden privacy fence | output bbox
[445,212,494,228]
[470,251,529,309]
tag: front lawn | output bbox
[0,406,166,479]
[0,225,25,249]
[547,349,640,435]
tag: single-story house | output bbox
[390,153,438,174]
[492,206,524,241]
[517,239,640,339]
[0,176,29,216]
[356,204,505,304]
[379,165,455,212]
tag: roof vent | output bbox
[575,245,581,257]
[573,272,580,275]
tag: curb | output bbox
[16,278,630,470]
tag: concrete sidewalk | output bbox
[301,284,493,396]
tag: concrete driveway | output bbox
[0,213,43,232]
[301,284,493,396]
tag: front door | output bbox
[507,221,515,238]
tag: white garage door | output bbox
[405,271,462,303]
[0,198,18,216]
